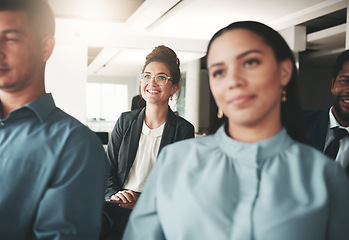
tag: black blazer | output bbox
[303,108,349,175]
[303,109,329,152]
[105,107,195,199]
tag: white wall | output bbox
[45,44,88,124]
[44,17,139,125]
[184,59,201,132]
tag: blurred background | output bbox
[44,0,349,134]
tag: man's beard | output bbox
[332,95,349,123]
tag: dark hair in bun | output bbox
[142,45,181,86]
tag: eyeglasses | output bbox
[140,73,171,86]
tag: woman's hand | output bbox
[110,190,139,209]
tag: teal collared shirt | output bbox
[124,125,349,240]
[0,93,109,240]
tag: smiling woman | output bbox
[140,61,177,107]
[100,45,194,240]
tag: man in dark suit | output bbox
[304,49,349,175]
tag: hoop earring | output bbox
[217,108,224,119]
[281,89,287,102]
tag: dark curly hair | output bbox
[142,45,181,86]
[332,49,349,79]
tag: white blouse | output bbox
[123,121,165,192]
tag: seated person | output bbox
[100,45,195,240]
[123,21,349,240]
[303,49,349,175]
[0,1,109,239]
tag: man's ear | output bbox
[280,59,293,87]
[41,36,55,62]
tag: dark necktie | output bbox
[324,127,349,159]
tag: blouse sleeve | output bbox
[122,151,166,240]
[326,163,349,239]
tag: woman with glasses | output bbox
[123,22,349,240]
[100,45,194,240]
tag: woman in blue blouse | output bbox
[123,21,349,240]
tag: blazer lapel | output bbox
[126,108,145,172]
[312,109,329,151]
[159,107,176,153]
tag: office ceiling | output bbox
[47,0,348,77]
[48,0,145,23]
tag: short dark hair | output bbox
[0,0,55,39]
[332,49,349,79]
[206,21,305,143]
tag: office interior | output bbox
[44,0,349,139]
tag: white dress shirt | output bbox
[324,107,349,169]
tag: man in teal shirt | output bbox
[0,0,109,239]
